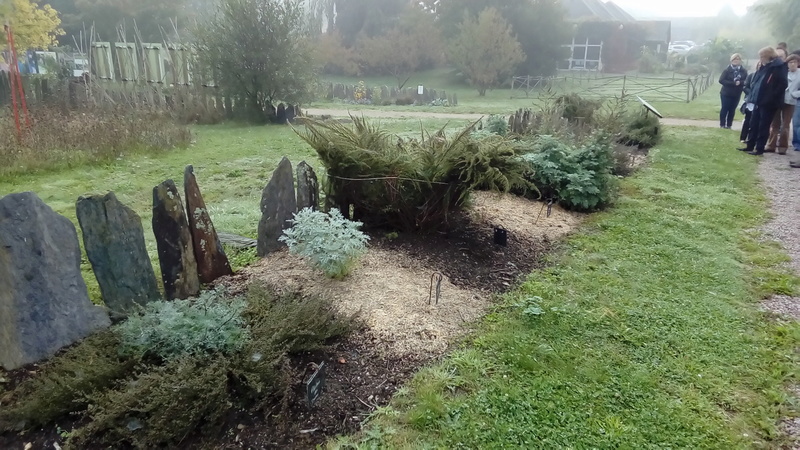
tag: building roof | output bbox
[564,0,636,22]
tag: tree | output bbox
[449,8,524,96]
[72,0,189,42]
[437,0,569,76]
[332,0,408,47]
[0,0,63,50]
[314,32,360,76]
[754,0,800,47]
[194,0,316,122]
[355,6,443,86]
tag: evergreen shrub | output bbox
[117,288,249,360]
[620,110,662,149]
[296,117,532,231]
[520,133,618,211]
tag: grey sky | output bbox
[610,0,758,18]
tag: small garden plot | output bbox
[230,192,584,359]
[1,101,656,449]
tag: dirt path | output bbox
[304,107,730,129]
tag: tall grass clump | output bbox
[0,107,191,177]
[296,116,533,231]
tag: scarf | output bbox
[731,64,743,83]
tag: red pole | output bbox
[4,24,22,142]
[6,25,31,130]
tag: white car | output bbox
[669,45,691,55]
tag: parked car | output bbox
[669,41,697,54]
[669,44,691,55]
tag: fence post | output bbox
[622,75,627,97]
[686,77,691,103]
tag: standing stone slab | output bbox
[152,180,200,300]
[296,161,319,212]
[76,192,160,313]
[184,165,233,284]
[258,157,297,256]
[0,192,111,370]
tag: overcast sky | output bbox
[611,0,758,18]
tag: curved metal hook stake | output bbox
[429,272,444,306]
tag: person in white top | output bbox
[767,51,800,154]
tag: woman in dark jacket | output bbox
[739,47,789,155]
[719,53,747,128]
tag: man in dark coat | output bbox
[739,47,789,155]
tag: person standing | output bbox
[765,48,792,152]
[739,47,789,155]
[791,50,800,167]
[740,62,760,142]
[767,54,800,155]
[719,53,747,129]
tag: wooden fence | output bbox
[552,72,715,103]
[511,72,714,103]
[324,82,458,106]
[0,72,303,123]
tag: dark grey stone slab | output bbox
[152,180,200,300]
[296,161,319,211]
[257,157,297,256]
[76,192,161,313]
[0,192,110,370]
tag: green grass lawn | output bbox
[331,127,800,448]
[653,86,722,121]
[315,68,721,119]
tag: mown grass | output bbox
[0,118,459,301]
[332,127,800,448]
[315,68,721,120]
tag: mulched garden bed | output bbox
[1,194,580,450]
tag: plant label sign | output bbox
[637,96,663,118]
[418,85,424,95]
[306,362,327,407]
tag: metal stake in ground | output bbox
[429,272,443,306]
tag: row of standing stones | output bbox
[0,157,319,370]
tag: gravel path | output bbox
[756,152,800,448]
[758,153,800,318]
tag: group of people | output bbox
[719,43,800,167]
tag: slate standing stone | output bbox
[257,157,297,256]
[286,104,297,124]
[152,180,200,300]
[0,192,110,370]
[76,192,160,313]
[296,161,319,211]
[276,103,287,124]
[184,165,233,284]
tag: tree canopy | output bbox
[449,7,525,95]
[754,0,800,47]
[0,0,64,50]
[44,0,189,44]
[194,0,315,122]
[437,0,569,76]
